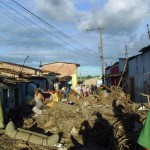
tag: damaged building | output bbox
[105,45,150,103]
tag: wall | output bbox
[0,62,41,76]
[42,63,79,88]
[0,84,19,110]
[119,58,126,73]
[110,64,119,86]
[128,52,150,102]
[72,72,77,89]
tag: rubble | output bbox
[5,121,59,148]
[0,98,4,129]
[0,86,149,149]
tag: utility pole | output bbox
[39,61,42,69]
[39,61,42,76]
[125,45,128,59]
[86,27,105,84]
[147,24,150,40]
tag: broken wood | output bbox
[140,93,150,106]
[67,94,80,103]
[118,58,128,87]
[101,84,112,91]
[69,89,85,99]
[0,98,4,128]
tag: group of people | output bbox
[30,88,59,116]
[75,84,98,97]
[30,83,98,115]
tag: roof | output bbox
[0,61,41,71]
[0,76,30,84]
[105,61,119,71]
[128,54,141,61]
[42,62,79,76]
[42,62,80,67]
[139,45,150,53]
[119,58,127,60]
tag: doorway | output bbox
[15,88,19,107]
[130,77,135,101]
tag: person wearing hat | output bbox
[30,88,45,115]
[137,110,150,150]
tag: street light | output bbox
[23,55,29,66]
[21,55,29,72]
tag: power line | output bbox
[0,1,98,58]
[10,0,98,55]
[0,0,78,49]
[0,4,64,48]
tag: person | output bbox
[75,83,82,95]
[137,110,150,150]
[82,85,86,97]
[30,88,45,115]
[44,90,59,108]
[85,85,90,97]
[75,83,82,99]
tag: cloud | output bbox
[78,0,150,35]
[33,0,77,21]
[1,0,150,76]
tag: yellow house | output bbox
[42,62,80,88]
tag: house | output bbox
[42,62,80,89]
[0,76,30,112]
[105,62,120,86]
[0,61,48,110]
[42,71,60,90]
[0,61,42,77]
[105,45,150,103]
[126,45,150,102]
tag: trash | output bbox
[138,106,145,110]
[70,127,78,135]
[54,143,67,150]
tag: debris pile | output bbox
[20,86,149,150]
[0,86,149,150]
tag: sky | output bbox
[0,0,150,76]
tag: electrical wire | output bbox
[10,0,99,56]
[0,0,99,58]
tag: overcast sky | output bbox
[0,0,150,76]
